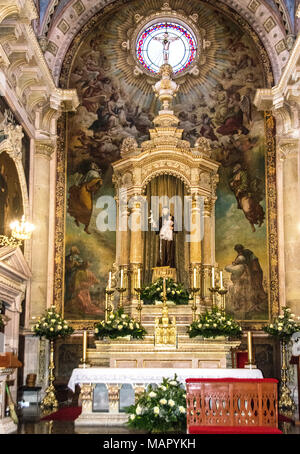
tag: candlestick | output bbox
[108,271,112,289]
[245,330,256,369]
[138,268,141,288]
[120,269,123,288]
[212,267,215,288]
[247,331,253,363]
[193,268,197,288]
[163,277,166,300]
[79,329,91,368]
[83,330,87,363]
[220,271,223,289]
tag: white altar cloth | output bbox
[68,367,263,392]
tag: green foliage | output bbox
[141,278,190,305]
[126,375,186,433]
[263,307,300,340]
[94,308,147,340]
[0,314,3,329]
[188,306,243,339]
[32,305,74,340]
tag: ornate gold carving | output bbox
[264,111,279,319]
[80,383,94,413]
[155,305,177,346]
[107,384,120,413]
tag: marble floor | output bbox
[13,405,300,435]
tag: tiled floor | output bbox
[14,405,300,434]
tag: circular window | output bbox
[136,22,197,75]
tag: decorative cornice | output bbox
[254,34,300,112]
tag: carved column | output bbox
[30,140,55,319]
[133,384,145,403]
[129,197,144,300]
[189,194,202,266]
[202,197,215,299]
[107,384,120,414]
[79,383,94,415]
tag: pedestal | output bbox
[0,368,17,434]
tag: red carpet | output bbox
[41,406,82,421]
[189,426,282,434]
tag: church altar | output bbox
[69,367,264,426]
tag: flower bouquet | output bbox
[141,278,190,305]
[126,375,186,433]
[32,305,74,340]
[188,306,243,339]
[94,308,147,340]
[263,307,300,340]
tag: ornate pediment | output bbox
[0,246,31,310]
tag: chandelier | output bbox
[0,215,35,247]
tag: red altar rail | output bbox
[186,378,279,432]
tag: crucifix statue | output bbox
[153,31,179,65]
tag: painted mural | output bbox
[64,0,270,321]
[0,151,23,236]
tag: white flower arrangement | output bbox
[94,308,147,340]
[32,305,74,340]
[263,307,300,340]
[188,306,242,339]
[126,375,187,433]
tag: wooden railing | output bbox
[186,378,278,429]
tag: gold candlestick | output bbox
[245,330,256,369]
[189,287,200,322]
[209,286,220,308]
[116,287,126,309]
[134,287,143,323]
[105,288,115,320]
[217,288,228,311]
[41,340,58,412]
[279,338,296,416]
[79,329,91,368]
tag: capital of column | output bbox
[34,140,56,160]
[278,139,300,161]
[204,197,216,217]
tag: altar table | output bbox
[68,367,264,427]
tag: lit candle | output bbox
[247,331,253,364]
[120,269,124,288]
[193,268,197,288]
[220,271,223,289]
[108,271,112,289]
[138,268,141,288]
[212,267,215,288]
[83,330,87,364]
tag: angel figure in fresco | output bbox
[68,161,102,234]
[74,261,101,315]
[229,163,265,232]
[216,92,250,136]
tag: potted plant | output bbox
[141,278,190,305]
[32,305,74,410]
[126,375,186,433]
[263,307,300,416]
[94,308,147,340]
[188,306,243,339]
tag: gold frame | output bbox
[53,0,279,330]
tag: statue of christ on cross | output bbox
[153,31,180,65]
